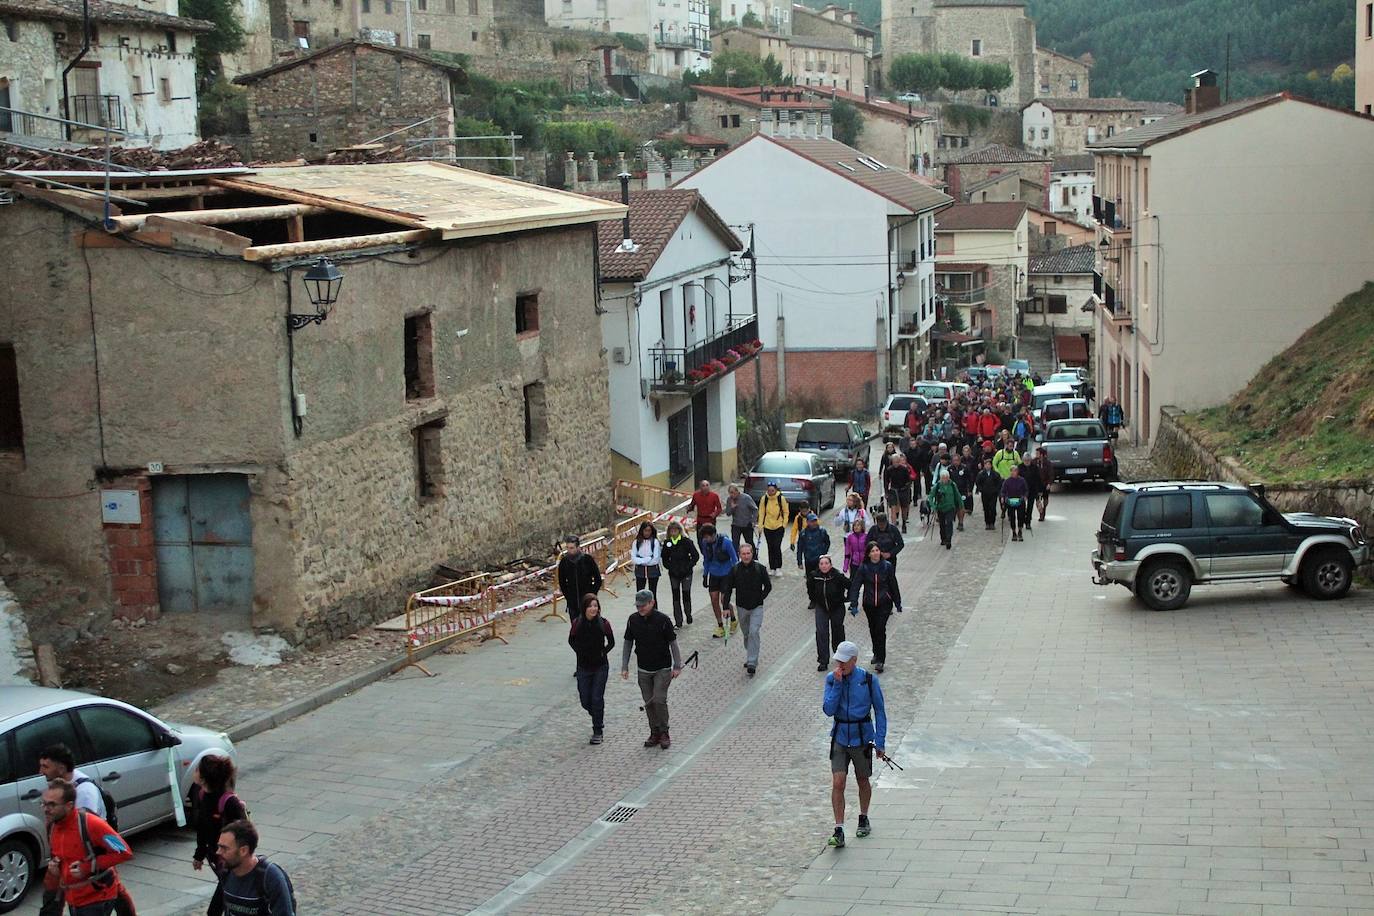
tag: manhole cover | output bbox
[600,803,641,824]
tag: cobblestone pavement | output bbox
[773,486,1374,915]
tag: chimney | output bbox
[863,83,871,103]
[1185,69,1221,114]
[564,151,579,190]
[616,172,638,253]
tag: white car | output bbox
[880,393,928,441]
[0,687,236,912]
[895,92,922,103]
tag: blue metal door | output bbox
[151,474,254,617]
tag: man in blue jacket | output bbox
[698,523,739,639]
[822,640,888,848]
[794,512,831,576]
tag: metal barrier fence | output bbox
[400,573,494,676]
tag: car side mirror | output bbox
[160,731,183,748]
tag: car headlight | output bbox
[1351,526,1366,545]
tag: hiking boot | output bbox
[901,522,908,533]
[712,626,724,638]
[828,827,846,848]
[590,732,603,745]
[644,732,661,747]
[874,662,885,673]
[685,614,693,625]
[746,665,756,677]
[817,663,827,672]
[957,522,964,531]
[857,815,871,838]
[730,618,739,634]
[659,731,671,749]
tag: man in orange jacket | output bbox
[42,780,133,916]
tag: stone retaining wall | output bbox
[1153,406,1374,537]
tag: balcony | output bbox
[654,26,711,51]
[937,286,986,306]
[647,315,759,394]
[69,94,126,132]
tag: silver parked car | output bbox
[743,450,837,517]
[0,687,237,912]
[793,419,872,476]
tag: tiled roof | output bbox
[1087,93,1293,150]
[788,34,865,52]
[961,172,1019,195]
[1140,100,1185,116]
[0,0,213,31]
[767,136,953,214]
[1029,243,1095,275]
[1038,46,1088,66]
[822,87,931,123]
[1025,97,1147,112]
[234,40,467,85]
[792,4,876,35]
[934,201,1028,231]
[691,85,831,110]
[934,0,1023,6]
[660,133,730,148]
[1052,153,1095,172]
[585,189,742,282]
[948,143,1051,165]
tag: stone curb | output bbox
[224,640,449,743]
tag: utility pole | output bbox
[747,224,765,431]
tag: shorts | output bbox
[707,574,729,592]
[830,742,873,778]
[888,487,912,507]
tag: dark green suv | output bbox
[1092,481,1368,611]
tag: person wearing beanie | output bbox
[822,640,888,849]
[621,589,683,749]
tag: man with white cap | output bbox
[822,640,888,848]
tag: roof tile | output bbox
[0,0,213,31]
[1087,93,1289,150]
[767,136,953,214]
[948,143,1050,164]
[585,189,742,282]
[934,201,1028,231]
[1029,243,1095,275]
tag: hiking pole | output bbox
[878,752,904,771]
[637,651,699,710]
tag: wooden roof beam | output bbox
[242,229,434,262]
[106,204,330,233]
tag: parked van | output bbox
[913,380,956,404]
[1040,397,1093,424]
[1031,382,1078,420]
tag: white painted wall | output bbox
[601,205,741,483]
[1022,101,1054,156]
[676,137,894,354]
[1049,168,1093,226]
[1025,272,1094,329]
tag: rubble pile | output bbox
[3,138,247,171]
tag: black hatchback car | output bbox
[1092,480,1368,610]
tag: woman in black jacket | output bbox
[568,594,616,744]
[189,754,247,878]
[847,542,903,673]
[660,521,700,628]
[806,555,851,672]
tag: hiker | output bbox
[190,755,248,878]
[38,744,105,821]
[660,521,699,628]
[557,536,602,615]
[569,594,615,744]
[699,524,739,639]
[1001,465,1030,541]
[864,511,905,570]
[209,820,296,916]
[949,453,974,532]
[992,440,1020,480]
[42,779,133,916]
[757,481,790,576]
[807,555,851,672]
[1102,396,1125,440]
[726,483,758,549]
[822,641,888,849]
[928,468,962,550]
[843,516,868,574]
[882,454,915,532]
[621,589,684,750]
[631,521,662,601]
[848,542,902,673]
[847,458,871,509]
[721,543,772,677]
[1032,446,1055,522]
[792,511,831,577]
[690,479,723,534]
[1018,452,1043,533]
[974,457,1003,530]
[834,492,868,534]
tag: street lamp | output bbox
[289,257,344,331]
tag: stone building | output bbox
[881,0,1038,107]
[0,0,210,150]
[711,26,867,92]
[713,26,790,65]
[688,85,832,146]
[234,41,467,163]
[1034,46,1089,99]
[791,4,874,57]
[264,0,492,59]
[822,87,935,174]
[0,161,624,643]
[1021,97,1150,157]
[943,143,1050,208]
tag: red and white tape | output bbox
[415,593,485,607]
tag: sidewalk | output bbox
[773,488,1374,915]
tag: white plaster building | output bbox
[0,0,210,150]
[546,0,711,78]
[933,201,1029,348]
[1026,242,1095,332]
[1089,90,1374,446]
[594,189,748,487]
[676,134,951,410]
[1050,153,1094,226]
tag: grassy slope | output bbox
[1183,282,1374,484]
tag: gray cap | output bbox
[634,589,655,606]
[833,640,859,662]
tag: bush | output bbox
[540,120,632,159]
[941,103,992,131]
[197,78,247,137]
[550,36,583,55]
[615,32,647,52]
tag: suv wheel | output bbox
[1301,547,1354,600]
[0,837,37,913]
[1136,559,1191,611]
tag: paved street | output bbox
[20,484,1374,916]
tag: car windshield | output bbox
[797,422,850,444]
[1034,390,1073,410]
[1101,489,1127,530]
[754,456,812,475]
[1049,373,1079,384]
[1047,421,1106,440]
[915,385,949,399]
[886,396,916,411]
[1007,360,1030,372]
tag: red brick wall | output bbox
[734,349,878,415]
[103,476,159,621]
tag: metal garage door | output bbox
[151,474,254,617]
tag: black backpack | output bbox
[253,858,297,916]
[74,775,118,831]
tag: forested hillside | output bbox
[797,0,1354,108]
[1025,0,1354,106]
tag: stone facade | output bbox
[238,43,462,162]
[1153,407,1374,537]
[932,105,1023,164]
[1034,47,1089,98]
[947,159,1050,208]
[0,201,611,645]
[791,5,874,55]
[688,89,833,144]
[881,0,1038,106]
[267,0,491,57]
[787,37,868,92]
[1022,99,1146,157]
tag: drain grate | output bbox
[600,803,641,824]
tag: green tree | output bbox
[944,304,967,333]
[937,53,979,96]
[761,53,786,85]
[976,61,1014,95]
[741,9,763,27]
[179,0,245,89]
[687,50,779,87]
[888,53,945,96]
[831,99,863,146]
